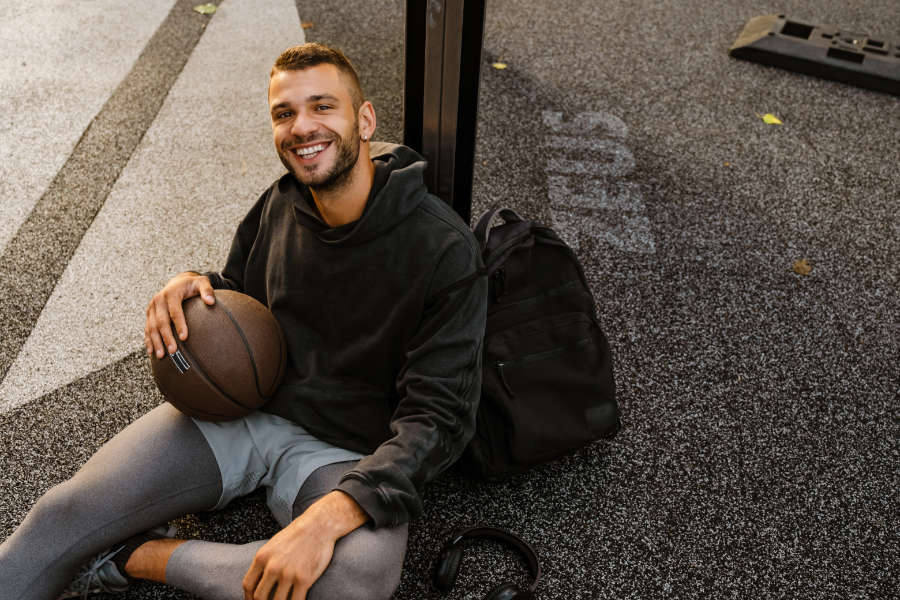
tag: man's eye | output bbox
[274,110,292,119]
[315,105,332,111]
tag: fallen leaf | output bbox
[757,112,783,125]
[301,21,315,29]
[193,3,217,15]
[492,62,508,70]
[793,258,812,275]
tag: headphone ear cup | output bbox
[433,546,463,593]
[486,582,524,600]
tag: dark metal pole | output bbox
[403,0,426,154]
[404,0,486,225]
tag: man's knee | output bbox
[28,480,83,526]
[308,523,408,600]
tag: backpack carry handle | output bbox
[474,208,524,249]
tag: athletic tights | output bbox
[0,403,407,600]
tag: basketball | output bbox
[149,290,286,421]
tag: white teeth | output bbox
[294,143,326,158]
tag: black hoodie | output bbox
[206,143,487,527]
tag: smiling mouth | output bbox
[291,141,331,161]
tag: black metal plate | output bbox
[729,14,900,96]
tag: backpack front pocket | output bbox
[482,311,616,467]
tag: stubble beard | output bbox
[280,122,361,194]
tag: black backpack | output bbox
[458,208,620,478]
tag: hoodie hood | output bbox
[290,142,429,246]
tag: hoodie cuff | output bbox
[335,476,395,529]
[203,271,226,290]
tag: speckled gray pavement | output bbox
[0,1,897,599]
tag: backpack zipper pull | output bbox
[496,362,515,397]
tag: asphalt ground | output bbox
[1,0,897,599]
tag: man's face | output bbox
[269,64,361,190]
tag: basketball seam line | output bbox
[216,300,268,400]
[172,322,255,412]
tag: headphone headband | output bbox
[443,526,542,593]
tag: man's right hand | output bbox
[144,272,216,359]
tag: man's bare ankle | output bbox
[124,538,188,582]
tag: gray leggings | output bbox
[0,404,407,600]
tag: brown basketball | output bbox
[149,290,286,421]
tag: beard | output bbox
[279,122,361,193]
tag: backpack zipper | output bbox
[495,336,592,368]
[487,280,583,318]
[493,336,593,398]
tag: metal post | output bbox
[404,0,486,225]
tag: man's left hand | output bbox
[242,490,369,600]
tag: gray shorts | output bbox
[191,411,364,527]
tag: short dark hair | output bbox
[271,43,364,110]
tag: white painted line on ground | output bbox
[544,110,656,254]
[546,137,635,177]
[541,111,628,139]
[0,0,176,255]
[0,0,304,412]
[548,156,636,178]
[547,177,646,211]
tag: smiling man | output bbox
[0,43,487,600]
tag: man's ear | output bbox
[359,101,376,141]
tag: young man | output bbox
[0,43,487,600]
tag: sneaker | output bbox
[57,525,175,599]
[57,546,129,598]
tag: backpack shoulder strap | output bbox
[474,207,525,249]
[430,208,527,301]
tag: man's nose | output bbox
[289,111,319,139]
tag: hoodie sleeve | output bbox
[204,189,268,292]
[336,232,488,528]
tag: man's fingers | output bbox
[153,300,178,354]
[290,583,307,600]
[272,579,293,600]
[167,296,188,342]
[241,562,262,600]
[143,320,152,355]
[148,328,166,359]
[144,273,216,357]
[145,304,166,358]
[195,277,216,305]
[252,572,277,600]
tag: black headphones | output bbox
[433,526,541,599]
